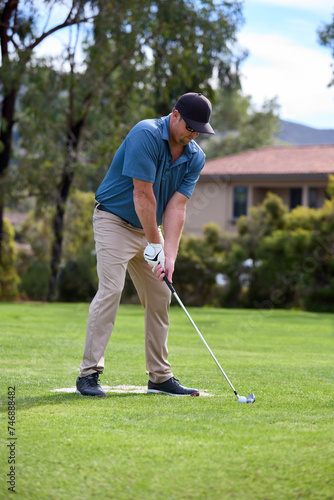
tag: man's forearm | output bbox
[133,180,161,243]
[163,202,186,262]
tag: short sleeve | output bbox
[122,127,160,183]
[176,156,205,198]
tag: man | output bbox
[76,92,215,397]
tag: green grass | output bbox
[1,302,334,499]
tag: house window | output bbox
[309,188,318,208]
[289,188,302,210]
[233,186,248,218]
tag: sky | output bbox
[238,0,334,129]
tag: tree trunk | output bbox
[0,202,3,274]
[47,120,84,301]
[47,170,74,301]
[0,87,17,263]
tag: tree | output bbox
[12,0,245,301]
[0,0,91,264]
[148,0,245,115]
[11,0,155,299]
[37,1,162,300]
[318,12,334,87]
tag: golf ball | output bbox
[238,396,247,403]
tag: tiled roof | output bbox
[201,145,334,177]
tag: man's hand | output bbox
[144,243,165,272]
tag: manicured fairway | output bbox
[1,303,333,499]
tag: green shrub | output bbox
[174,223,226,306]
[0,218,20,301]
[222,186,334,312]
[19,261,49,301]
[57,250,98,302]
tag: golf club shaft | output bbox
[164,276,238,397]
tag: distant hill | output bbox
[277,119,334,145]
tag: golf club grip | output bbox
[163,276,176,294]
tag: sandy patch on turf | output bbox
[52,385,213,396]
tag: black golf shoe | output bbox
[76,372,107,397]
[147,377,200,396]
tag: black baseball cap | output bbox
[175,92,215,134]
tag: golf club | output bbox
[164,276,255,404]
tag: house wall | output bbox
[250,181,327,208]
[184,179,229,235]
[184,177,328,237]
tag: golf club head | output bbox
[246,393,255,403]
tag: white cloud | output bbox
[238,32,334,127]
[248,0,334,13]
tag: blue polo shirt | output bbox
[95,114,205,228]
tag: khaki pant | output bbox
[79,208,173,383]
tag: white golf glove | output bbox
[144,242,165,272]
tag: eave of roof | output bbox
[201,145,334,178]
[200,173,330,182]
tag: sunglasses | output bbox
[180,114,197,133]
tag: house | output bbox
[184,145,334,236]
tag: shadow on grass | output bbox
[0,391,154,413]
